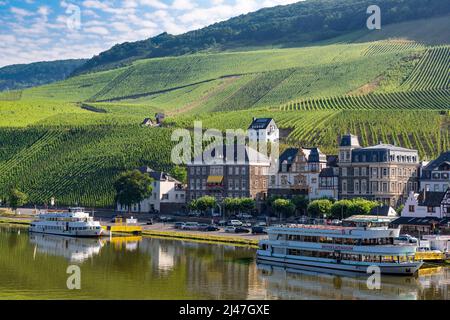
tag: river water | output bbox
[0,225,448,300]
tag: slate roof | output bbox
[361,144,417,153]
[417,191,446,207]
[423,151,450,171]
[138,166,179,182]
[339,134,360,147]
[391,216,446,226]
[369,205,396,217]
[192,144,270,164]
[248,118,274,130]
[319,167,337,178]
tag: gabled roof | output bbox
[423,151,450,171]
[138,166,180,183]
[418,191,446,207]
[248,118,275,130]
[369,205,397,217]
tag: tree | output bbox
[239,198,256,214]
[170,166,187,184]
[195,196,217,215]
[8,188,28,212]
[188,199,198,212]
[308,199,333,218]
[223,198,239,216]
[272,199,295,221]
[330,200,354,219]
[114,170,153,213]
[349,198,380,216]
[292,195,309,216]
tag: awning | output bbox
[207,176,224,184]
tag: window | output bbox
[342,180,347,192]
[202,167,207,175]
[361,180,367,194]
[241,167,247,175]
[235,167,240,175]
[162,194,169,200]
[372,168,378,177]
[427,206,436,213]
[409,205,415,213]
[342,168,347,177]
[228,167,233,175]
[354,167,360,176]
[196,167,201,175]
[354,181,360,193]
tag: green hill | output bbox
[0,59,87,92]
[0,2,449,208]
[72,0,450,75]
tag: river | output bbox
[0,225,448,300]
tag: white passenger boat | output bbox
[29,208,103,238]
[257,224,423,276]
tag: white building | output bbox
[117,167,186,214]
[248,118,279,143]
[420,151,450,192]
[401,189,450,219]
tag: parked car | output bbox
[242,222,252,228]
[197,224,210,231]
[224,227,236,233]
[146,219,154,225]
[395,235,418,244]
[234,227,250,234]
[174,222,185,229]
[205,225,220,232]
[230,220,243,227]
[255,221,268,227]
[182,222,200,230]
[217,220,228,226]
[252,226,267,235]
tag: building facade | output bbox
[269,147,329,199]
[338,134,420,207]
[420,151,450,192]
[187,145,271,207]
[318,159,339,200]
[402,189,450,219]
[117,167,186,214]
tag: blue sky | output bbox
[0,0,300,67]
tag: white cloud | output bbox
[84,26,109,35]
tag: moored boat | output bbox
[29,208,103,238]
[257,224,423,276]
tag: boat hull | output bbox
[29,228,103,238]
[257,253,423,276]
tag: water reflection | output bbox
[0,225,448,300]
[29,233,105,263]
